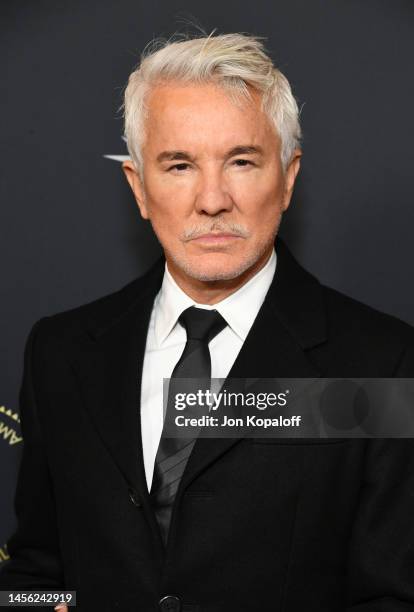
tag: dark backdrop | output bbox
[1,0,413,563]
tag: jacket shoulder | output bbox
[321,283,414,374]
[323,283,414,337]
[32,257,164,342]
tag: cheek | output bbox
[144,175,194,227]
[232,182,284,228]
[150,206,178,240]
[229,167,284,209]
[144,195,186,248]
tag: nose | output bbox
[194,167,234,216]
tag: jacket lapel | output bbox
[70,257,165,549]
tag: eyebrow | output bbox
[156,145,264,164]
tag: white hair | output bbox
[121,32,302,176]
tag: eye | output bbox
[168,163,191,172]
[233,158,254,167]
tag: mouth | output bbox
[191,232,243,245]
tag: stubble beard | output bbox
[166,223,280,282]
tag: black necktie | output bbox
[150,306,227,546]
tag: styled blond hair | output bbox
[122,32,302,175]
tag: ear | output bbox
[281,149,302,212]
[122,160,150,220]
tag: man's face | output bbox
[123,81,300,283]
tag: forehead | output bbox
[143,81,278,153]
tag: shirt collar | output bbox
[154,248,277,346]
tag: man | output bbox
[1,32,414,611]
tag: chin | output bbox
[169,250,264,282]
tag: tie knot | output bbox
[178,306,227,343]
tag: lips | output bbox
[192,233,241,244]
[193,232,240,240]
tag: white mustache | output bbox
[182,222,250,241]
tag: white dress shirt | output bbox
[140,248,277,491]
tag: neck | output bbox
[166,247,273,305]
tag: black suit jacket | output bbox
[1,237,414,611]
